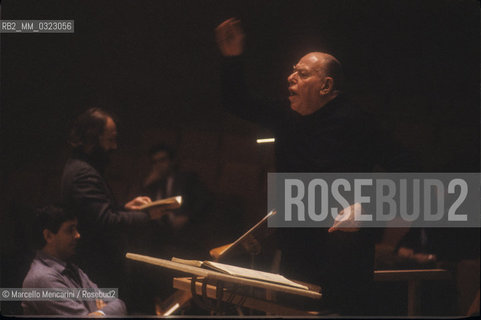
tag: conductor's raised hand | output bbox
[215,18,245,56]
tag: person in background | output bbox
[61,108,165,312]
[126,143,213,314]
[143,143,211,242]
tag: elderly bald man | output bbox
[287,52,343,115]
[216,18,416,315]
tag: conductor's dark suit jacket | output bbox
[61,151,149,288]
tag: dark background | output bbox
[1,0,479,315]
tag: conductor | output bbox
[215,18,416,315]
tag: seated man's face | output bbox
[50,218,80,260]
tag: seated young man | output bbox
[22,206,126,316]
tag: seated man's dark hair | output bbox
[33,205,76,249]
[69,108,112,151]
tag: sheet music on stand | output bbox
[170,257,308,290]
[125,253,321,299]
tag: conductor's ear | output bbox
[320,77,334,95]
